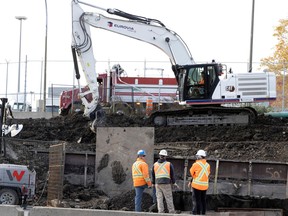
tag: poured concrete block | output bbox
[96,127,154,197]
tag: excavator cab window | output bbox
[184,64,219,100]
[186,67,205,99]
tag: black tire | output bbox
[0,188,19,205]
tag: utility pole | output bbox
[248,0,255,72]
[282,65,286,111]
[43,0,48,112]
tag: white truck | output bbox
[0,164,36,205]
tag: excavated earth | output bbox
[1,113,288,213]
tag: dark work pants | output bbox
[191,191,196,214]
[193,188,207,215]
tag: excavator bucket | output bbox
[90,105,106,133]
[3,124,23,137]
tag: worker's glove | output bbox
[187,182,191,188]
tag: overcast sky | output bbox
[0,0,287,102]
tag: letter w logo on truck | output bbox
[6,170,25,182]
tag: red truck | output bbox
[59,70,178,116]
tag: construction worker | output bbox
[198,71,205,85]
[21,184,29,209]
[132,149,152,212]
[190,149,210,215]
[152,149,177,213]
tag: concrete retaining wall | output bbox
[0,205,24,216]
[13,111,57,119]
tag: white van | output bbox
[0,164,36,205]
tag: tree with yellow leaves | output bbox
[261,19,288,110]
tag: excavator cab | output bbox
[183,63,221,101]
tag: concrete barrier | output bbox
[0,205,282,216]
[0,205,24,216]
[13,111,57,119]
[28,208,284,216]
[29,207,191,216]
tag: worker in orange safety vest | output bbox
[190,149,210,215]
[198,71,205,85]
[132,149,152,212]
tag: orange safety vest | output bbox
[199,79,204,85]
[154,161,171,179]
[190,159,210,190]
[132,158,152,187]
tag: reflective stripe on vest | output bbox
[132,161,145,180]
[154,161,170,179]
[193,162,209,187]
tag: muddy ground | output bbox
[1,113,288,213]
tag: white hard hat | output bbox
[159,149,168,156]
[196,149,206,157]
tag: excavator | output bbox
[71,0,276,131]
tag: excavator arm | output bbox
[72,0,194,66]
[71,0,195,129]
[72,1,101,121]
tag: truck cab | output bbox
[0,164,36,205]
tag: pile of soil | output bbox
[2,112,288,212]
[14,113,288,161]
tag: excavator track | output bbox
[149,106,257,126]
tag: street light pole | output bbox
[15,16,27,110]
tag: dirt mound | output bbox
[13,113,288,162]
[15,113,288,143]
[108,190,153,211]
